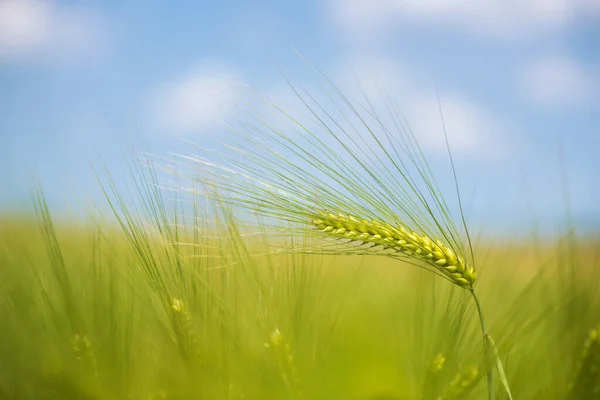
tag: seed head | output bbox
[441,365,480,399]
[569,327,600,399]
[172,298,184,313]
[311,211,476,288]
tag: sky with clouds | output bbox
[1,0,599,235]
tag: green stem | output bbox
[470,288,494,400]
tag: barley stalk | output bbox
[311,211,476,288]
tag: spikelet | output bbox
[568,327,600,399]
[265,328,301,398]
[430,354,446,372]
[311,212,476,288]
[439,365,480,400]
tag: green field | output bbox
[1,191,598,399]
[1,79,599,400]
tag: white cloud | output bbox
[263,57,514,160]
[406,95,510,158]
[328,0,600,39]
[0,0,106,61]
[151,62,240,134]
[0,0,50,51]
[518,56,598,107]
[324,57,513,158]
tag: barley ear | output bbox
[312,212,476,288]
[265,328,301,398]
[170,298,201,367]
[420,353,446,400]
[439,365,481,400]
[72,334,98,379]
[568,327,600,399]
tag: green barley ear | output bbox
[430,354,447,372]
[439,365,481,400]
[265,328,301,398]
[568,327,600,399]
[420,353,446,400]
[312,212,476,288]
[72,334,98,379]
[170,298,201,367]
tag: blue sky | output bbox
[1,0,599,235]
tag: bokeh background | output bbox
[1,0,599,235]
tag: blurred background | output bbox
[1,0,599,236]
